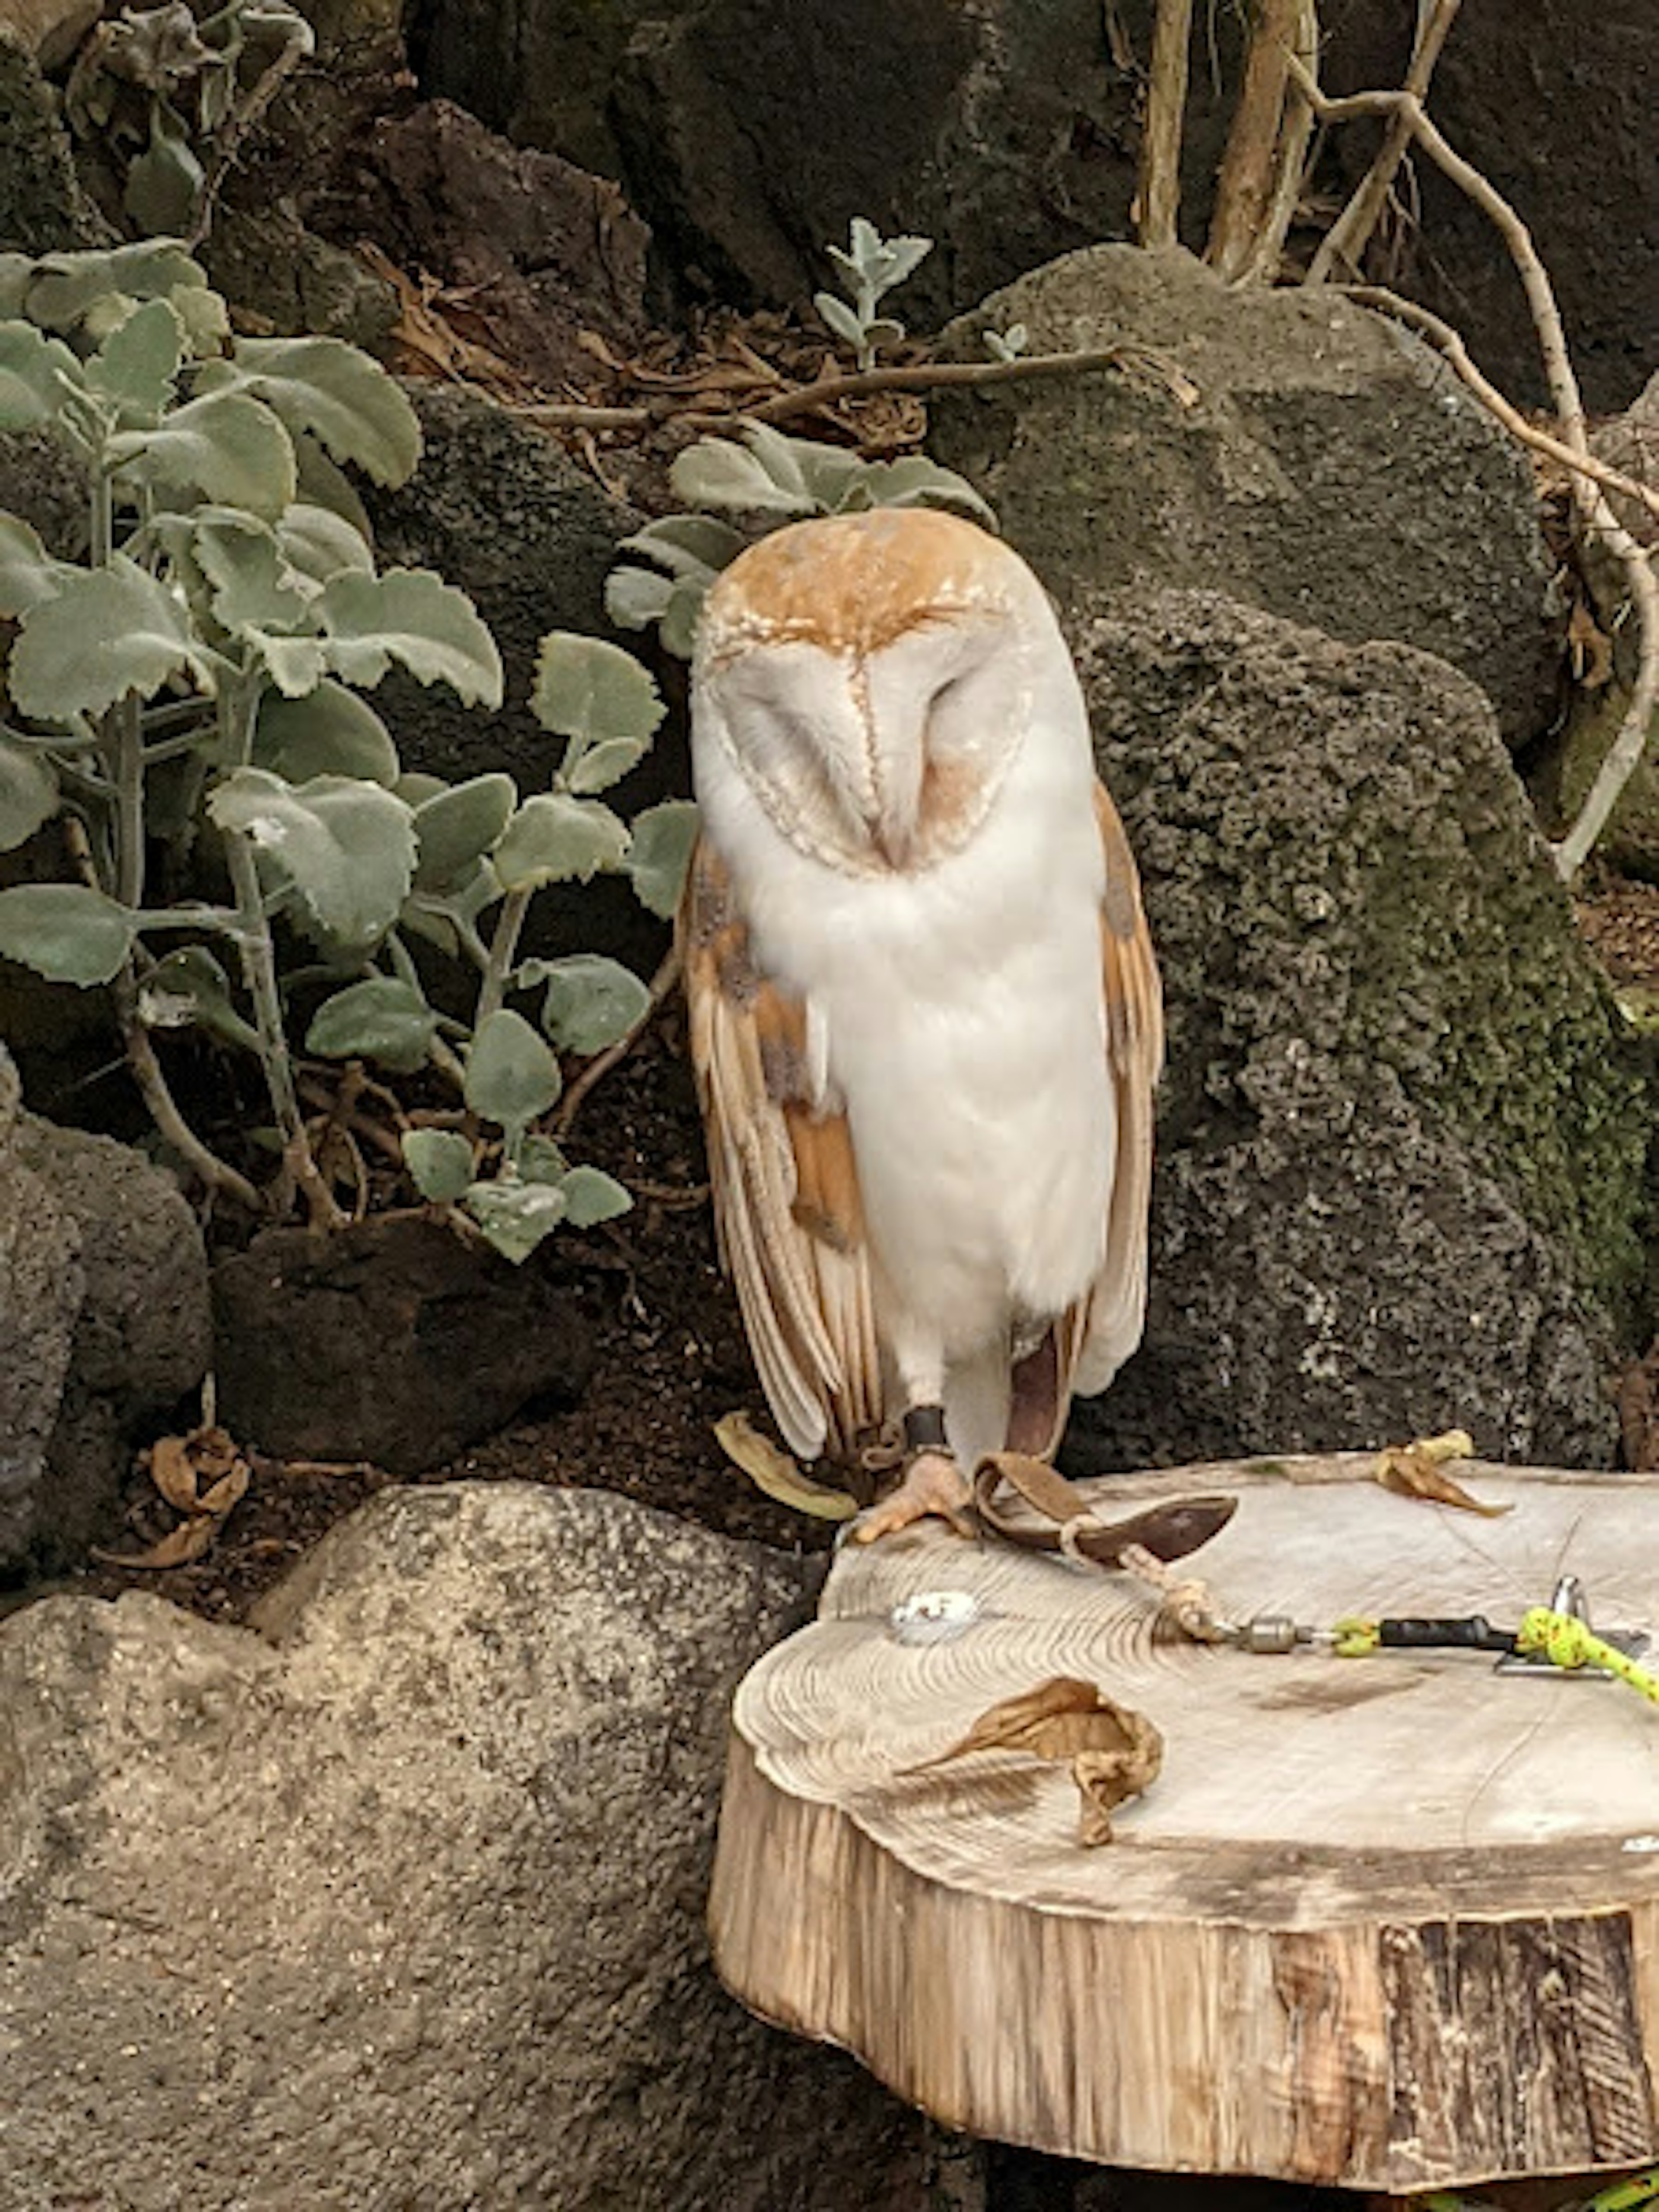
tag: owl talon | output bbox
[849,1449,974,1543]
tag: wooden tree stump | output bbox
[709,1456,1659,2196]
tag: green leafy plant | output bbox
[982,322,1028,363]
[65,0,315,242]
[813,217,932,371]
[0,242,696,1261]
[606,423,996,658]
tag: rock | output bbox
[0,1483,950,2209]
[1061,591,1649,1478]
[0,28,107,252]
[0,1050,212,1572]
[287,0,404,50]
[0,1052,82,1569]
[326,98,650,393]
[201,202,399,353]
[212,1215,597,1474]
[0,0,100,70]
[605,0,1243,324]
[0,426,89,557]
[931,244,1557,745]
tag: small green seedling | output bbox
[814,216,932,371]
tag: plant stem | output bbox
[217,673,344,1225]
[476,887,532,1026]
[111,968,262,1211]
[112,693,144,909]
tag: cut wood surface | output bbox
[708,1456,1659,2194]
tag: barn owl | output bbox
[680,506,1162,1540]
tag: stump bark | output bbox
[709,1456,1659,2195]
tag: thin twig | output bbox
[516,345,1202,434]
[1286,55,1587,491]
[1288,53,1655,879]
[553,946,681,1140]
[1136,0,1195,249]
[1305,0,1463,285]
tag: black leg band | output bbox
[902,1404,948,1453]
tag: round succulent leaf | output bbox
[199,336,421,487]
[394,770,448,807]
[401,1126,475,1203]
[464,1007,562,1135]
[24,242,207,331]
[9,554,214,722]
[208,767,416,950]
[625,798,699,919]
[566,734,649,795]
[493,793,628,892]
[0,882,136,985]
[0,322,86,433]
[617,514,745,580]
[194,513,315,638]
[523,952,650,1056]
[276,502,373,586]
[462,1175,567,1265]
[254,682,400,787]
[557,1164,632,1229]
[669,433,815,517]
[0,738,60,850]
[603,563,673,635]
[413,772,518,893]
[84,294,183,426]
[305,974,438,1073]
[0,513,73,618]
[108,388,297,518]
[530,632,664,753]
[858,455,996,528]
[320,566,503,707]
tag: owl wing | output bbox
[1074,779,1164,1398]
[678,835,883,1462]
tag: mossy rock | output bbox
[1063,590,1651,1477]
[1548,680,1659,885]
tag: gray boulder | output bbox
[1063,592,1649,1477]
[932,245,1557,746]
[0,1049,211,1571]
[0,1484,953,2210]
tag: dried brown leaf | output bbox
[1374,1430,1510,1517]
[92,1516,220,1570]
[197,1460,251,1518]
[905,1678,1163,1847]
[1074,1733,1164,1847]
[713,1411,859,1521]
[146,1432,202,1513]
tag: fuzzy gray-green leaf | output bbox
[85,296,183,426]
[522,952,650,1055]
[306,975,438,1073]
[669,432,816,516]
[137,944,260,1050]
[0,513,74,617]
[413,772,518,892]
[463,1176,567,1264]
[209,767,416,949]
[401,1126,475,1202]
[604,563,674,635]
[124,127,205,237]
[10,554,213,721]
[320,566,503,706]
[530,631,664,762]
[200,335,422,486]
[254,681,400,786]
[0,739,59,850]
[109,388,297,516]
[558,1164,632,1228]
[626,799,699,919]
[0,883,135,985]
[465,1008,562,1135]
[0,322,86,433]
[616,513,744,580]
[493,793,628,892]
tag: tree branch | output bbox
[1135,0,1194,250]
[1305,0,1463,286]
[1205,0,1305,280]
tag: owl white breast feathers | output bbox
[679,506,1162,1538]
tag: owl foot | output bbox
[849,1450,974,1544]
